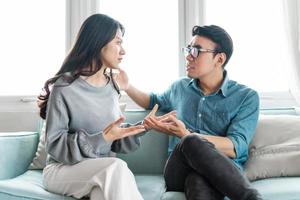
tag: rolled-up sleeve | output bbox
[227,91,259,162]
[148,86,173,112]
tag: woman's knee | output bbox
[110,158,129,171]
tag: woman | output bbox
[38,14,148,200]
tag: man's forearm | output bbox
[125,84,151,109]
[199,134,236,158]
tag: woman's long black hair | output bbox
[38,14,124,119]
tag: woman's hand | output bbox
[103,117,146,142]
[114,68,129,91]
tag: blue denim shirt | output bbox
[148,71,259,169]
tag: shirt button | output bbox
[198,114,202,118]
[202,97,205,101]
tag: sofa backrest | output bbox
[0,111,39,132]
[0,109,169,175]
[118,110,169,174]
[1,107,298,176]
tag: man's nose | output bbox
[186,54,193,62]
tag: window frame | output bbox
[0,0,297,111]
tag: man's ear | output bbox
[217,52,226,67]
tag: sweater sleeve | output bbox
[111,121,147,153]
[45,91,111,165]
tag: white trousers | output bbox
[43,157,143,200]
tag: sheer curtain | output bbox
[283,0,300,106]
[66,0,99,52]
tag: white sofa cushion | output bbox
[244,115,300,181]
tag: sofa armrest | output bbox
[0,132,38,180]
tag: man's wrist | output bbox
[124,84,131,93]
[181,128,191,138]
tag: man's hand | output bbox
[146,114,190,138]
[143,104,176,131]
[143,105,188,138]
[103,117,146,142]
[114,68,129,91]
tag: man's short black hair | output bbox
[192,25,233,67]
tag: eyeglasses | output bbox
[182,45,219,59]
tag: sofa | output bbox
[1,109,300,200]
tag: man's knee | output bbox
[180,134,208,148]
[180,134,199,146]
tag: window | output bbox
[0,1,65,95]
[205,0,298,108]
[99,0,179,93]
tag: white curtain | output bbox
[283,0,300,105]
[66,0,99,52]
[178,0,205,76]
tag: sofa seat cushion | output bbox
[252,177,300,200]
[0,170,166,200]
[135,175,166,200]
[0,170,75,200]
[161,177,300,200]
[161,192,231,200]
[161,191,186,200]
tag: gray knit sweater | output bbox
[45,76,144,165]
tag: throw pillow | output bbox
[244,114,300,181]
[28,103,127,169]
[28,120,47,169]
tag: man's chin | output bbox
[186,72,196,79]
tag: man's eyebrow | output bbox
[192,44,202,48]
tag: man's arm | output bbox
[226,90,260,161]
[146,115,236,158]
[125,84,150,109]
[197,134,236,158]
[115,69,150,109]
[199,91,259,159]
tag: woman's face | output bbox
[100,29,125,69]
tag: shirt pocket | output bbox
[212,106,231,134]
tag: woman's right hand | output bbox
[103,117,146,142]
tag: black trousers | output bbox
[164,134,262,200]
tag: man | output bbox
[122,25,261,200]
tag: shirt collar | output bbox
[187,70,229,97]
[219,70,229,97]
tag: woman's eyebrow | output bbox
[116,36,123,41]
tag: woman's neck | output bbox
[80,67,108,87]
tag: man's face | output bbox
[185,36,221,79]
